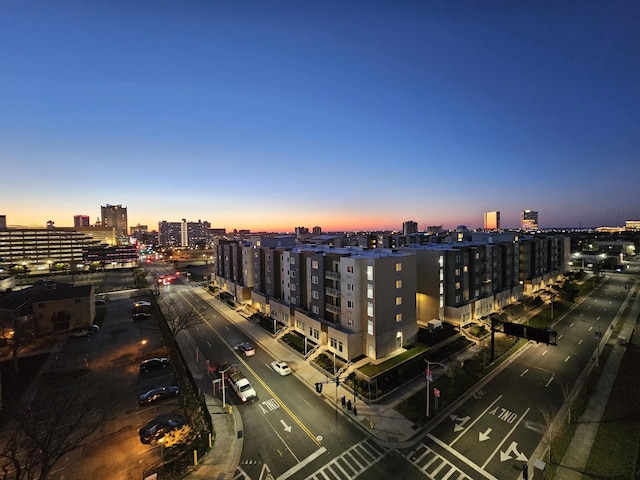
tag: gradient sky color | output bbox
[1,1,639,232]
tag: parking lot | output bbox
[39,291,185,480]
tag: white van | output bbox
[427,319,443,331]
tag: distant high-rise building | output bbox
[74,215,90,228]
[158,219,211,247]
[101,204,128,240]
[521,210,539,231]
[403,220,418,236]
[295,226,309,236]
[483,211,500,230]
[0,215,6,230]
[312,226,322,235]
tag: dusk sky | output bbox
[1,1,639,232]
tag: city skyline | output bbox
[2,2,639,231]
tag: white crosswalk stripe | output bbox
[407,444,474,480]
[304,438,389,480]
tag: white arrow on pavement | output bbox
[500,441,528,462]
[449,415,471,432]
[280,419,292,433]
[479,427,492,442]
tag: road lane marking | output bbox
[450,395,502,446]
[482,407,530,469]
[180,293,322,448]
[565,356,571,362]
[426,435,499,480]
[520,369,528,377]
[541,349,548,356]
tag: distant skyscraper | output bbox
[101,204,128,240]
[312,226,322,235]
[403,220,418,236]
[74,215,90,228]
[0,215,6,230]
[483,211,500,230]
[522,210,539,231]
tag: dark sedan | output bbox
[138,416,186,445]
[139,386,180,406]
[139,357,170,373]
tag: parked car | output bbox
[139,386,180,406]
[133,312,152,321]
[271,361,291,376]
[69,324,99,338]
[139,357,170,373]
[138,415,186,444]
[95,299,106,306]
[236,342,255,357]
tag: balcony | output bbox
[325,303,341,314]
[325,271,340,280]
[325,287,340,297]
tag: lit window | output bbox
[367,284,373,299]
[396,297,402,305]
[367,265,374,281]
[347,317,354,326]
[463,266,468,272]
[396,280,402,288]
[367,302,374,317]
[338,341,343,352]
[455,282,461,289]
[395,263,402,272]
[312,260,319,269]
[367,319,374,335]
[347,265,354,273]
[396,313,402,322]
[455,269,460,276]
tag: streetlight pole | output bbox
[220,365,234,409]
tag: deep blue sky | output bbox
[1,1,639,231]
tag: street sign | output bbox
[434,387,440,398]
[426,368,433,381]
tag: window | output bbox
[463,265,468,272]
[312,306,319,314]
[347,317,354,326]
[312,275,318,284]
[347,283,354,291]
[367,284,373,299]
[291,257,296,265]
[347,265,354,273]
[395,263,402,272]
[456,255,460,262]
[455,282,461,289]
[291,271,295,278]
[312,260,319,269]
[396,313,402,322]
[455,295,460,303]
[367,319,374,335]
[291,284,296,291]
[367,301,374,317]
[330,338,337,348]
[338,341,343,353]
[395,296,402,305]
[312,291,319,299]
[396,280,402,288]
[455,268,460,276]
[367,265,373,281]
[347,300,354,308]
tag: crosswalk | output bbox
[407,444,474,480]
[304,438,388,480]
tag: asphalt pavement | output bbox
[184,278,639,480]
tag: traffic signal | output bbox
[315,382,323,393]
[522,463,528,480]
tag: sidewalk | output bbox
[552,281,639,480]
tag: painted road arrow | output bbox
[478,427,492,442]
[500,441,528,462]
[280,419,292,433]
[449,415,471,432]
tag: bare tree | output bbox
[561,382,573,424]
[540,407,562,463]
[158,294,201,337]
[0,386,106,480]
